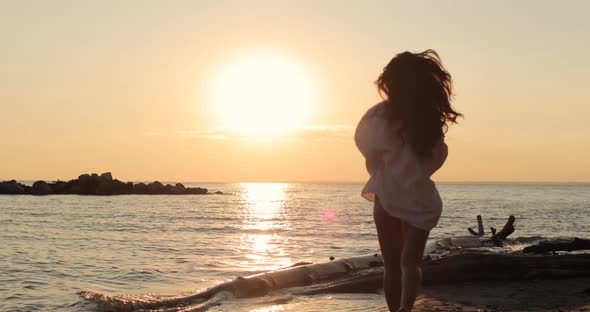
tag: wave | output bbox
[78,289,231,312]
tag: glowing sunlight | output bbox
[211,52,315,135]
[238,183,292,270]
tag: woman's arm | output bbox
[356,102,395,175]
[355,103,387,174]
[427,137,448,175]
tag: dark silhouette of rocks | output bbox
[0,172,216,196]
[0,180,30,194]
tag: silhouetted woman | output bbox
[355,50,461,311]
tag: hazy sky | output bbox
[1,1,589,182]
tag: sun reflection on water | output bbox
[238,183,292,270]
[249,305,286,312]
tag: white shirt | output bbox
[355,102,448,231]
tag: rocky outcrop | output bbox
[0,172,217,196]
[0,180,30,194]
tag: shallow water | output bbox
[1,183,589,311]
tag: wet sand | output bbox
[415,278,590,311]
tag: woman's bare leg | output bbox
[399,222,430,311]
[373,198,404,311]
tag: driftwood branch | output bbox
[477,215,484,236]
[490,215,515,245]
[467,215,485,236]
[468,215,516,245]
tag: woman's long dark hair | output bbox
[376,50,462,157]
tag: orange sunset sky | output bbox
[1,1,589,182]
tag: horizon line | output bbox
[4,178,590,185]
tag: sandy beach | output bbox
[415,278,590,311]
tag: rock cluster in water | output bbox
[0,172,213,196]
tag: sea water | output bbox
[1,183,589,311]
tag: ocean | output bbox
[1,183,589,311]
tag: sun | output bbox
[211,52,315,135]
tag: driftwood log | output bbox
[523,237,590,254]
[298,252,590,292]
[422,253,590,285]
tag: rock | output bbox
[32,181,52,195]
[100,172,113,181]
[22,185,32,194]
[77,174,101,195]
[165,184,184,195]
[175,183,185,189]
[50,181,68,194]
[78,174,91,183]
[0,180,25,194]
[134,183,147,194]
[186,187,208,195]
[92,178,130,195]
[214,191,223,195]
[126,182,134,193]
[97,180,114,195]
[146,181,165,194]
[64,180,81,194]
